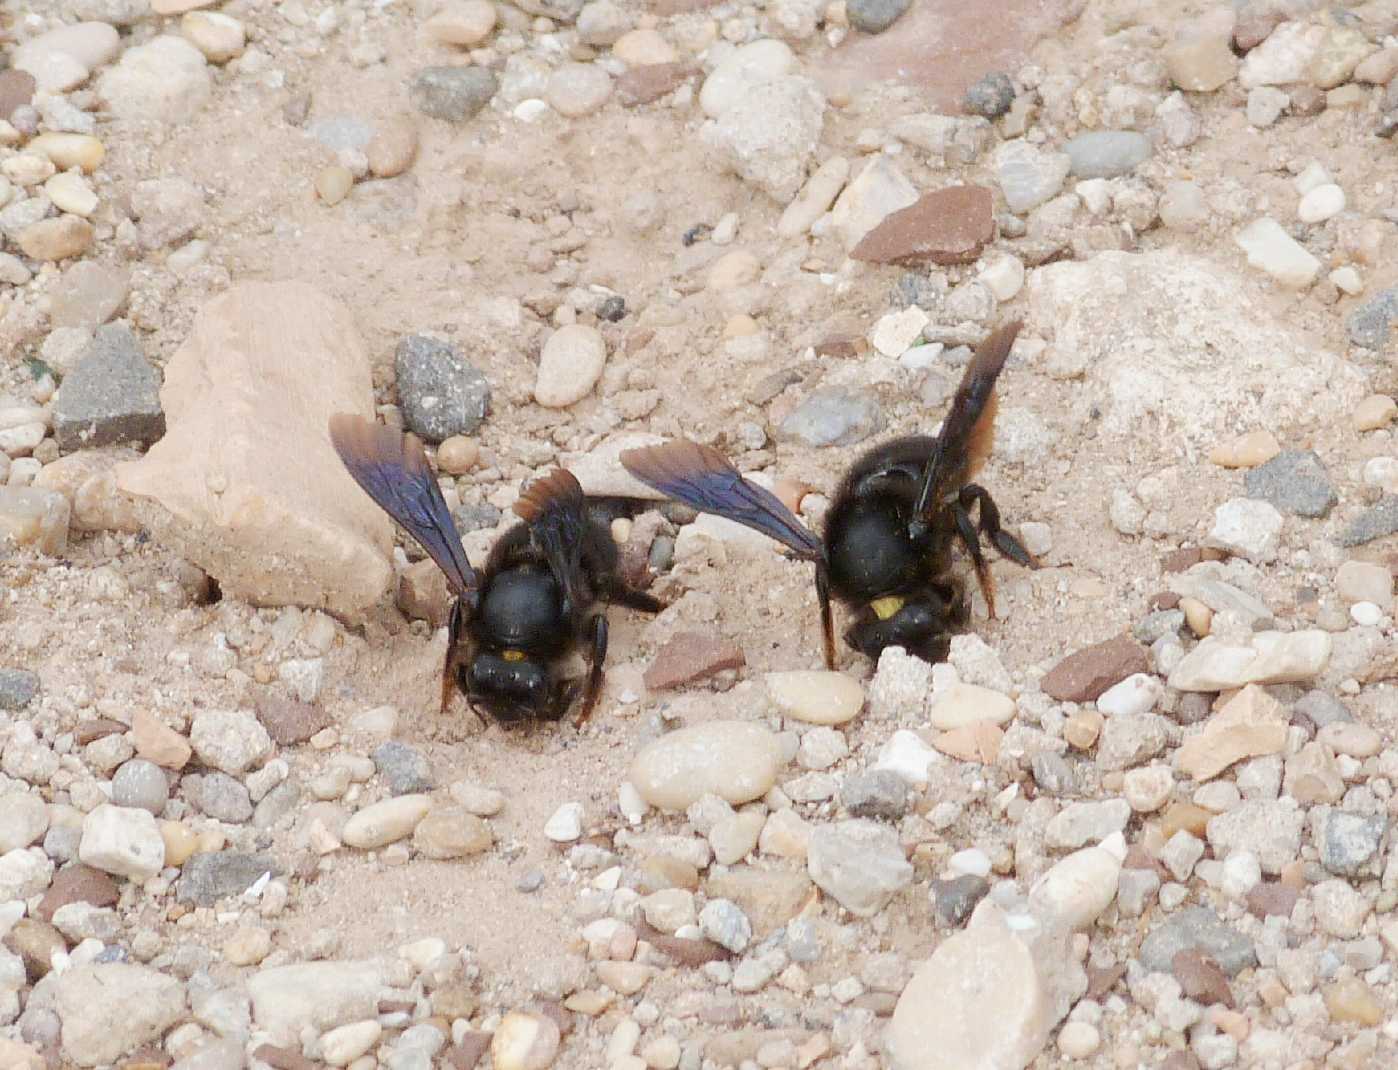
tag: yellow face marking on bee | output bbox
[871,595,905,621]
[502,649,526,662]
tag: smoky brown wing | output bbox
[912,319,1023,522]
[328,414,478,596]
[513,468,591,613]
[621,440,825,561]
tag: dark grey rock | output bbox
[1320,811,1387,877]
[777,387,885,448]
[890,270,947,312]
[1031,752,1077,796]
[931,875,989,927]
[452,502,502,534]
[1295,690,1352,729]
[176,851,281,906]
[52,324,164,450]
[253,778,301,830]
[846,0,910,33]
[1244,449,1336,518]
[597,295,626,322]
[839,769,911,821]
[1338,497,1398,547]
[1064,131,1152,178]
[110,759,168,815]
[410,66,498,122]
[1347,288,1398,350]
[373,741,434,795]
[0,668,40,710]
[964,72,1016,119]
[395,334,491,443]
[648,535,674,573]
[1139,906,1256,977]
[183,772,253,823]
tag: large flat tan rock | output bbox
[116,282,392,617]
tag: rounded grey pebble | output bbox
[964,72,1015,119]
[410,66,499,122]
[111,758,170,814]
[846,0,910,34]
[516,869,545,892]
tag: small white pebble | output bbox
[543,801,583,842]
[1350,601,1383,627]
[1329,265,1362,295]
[1297,182,1345,224]
[1058,1020,1101,1058]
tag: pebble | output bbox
[182,11,246,64]
[1177,685,1287,780]
[1045,799,1131,850]
[1140,906,1256,977]
[414,805,492,859]
[491,1010,561,1070]
[1246,86,1288,127]
[0,668,40,710]
[45,172,98,217]
[17,214,93,262]
[1096,673,1162,717]
[316,165,353,205]
[97,35,211,123]
[1234,217,1321,290]
[1206,797,1303,875]
[1297,182,1344,223]
[830,155,918,249]
[395,334,491,442]
[1164,16,1238,91]
[765,670,864,724]
[535,324,607,407]
[630,721,783,810]
[52,963,187,1067]
[1063,131,1150,178]
[1320,810,1386,877]
[613,29,677,66]
[777,387,884,447]
[1339,496,1398,546]
[705,75,825,203]
[189,708,272,776]
[0,792,47,852]
[78,804,165,880]
[699,39,794,119]
[341,794,432,849]
[111,759,169,814]
[51,324,164,452]
[176,851,279,905]
[1312,878,1370,938]
[806,819,912,917]
[1168,630,1331,690]
[851,185,994,266]
[1058,1021,1101,1058]
[1206,497,1282,562]
[410,66,498,122]
[1208,429,1280,469]
[995,139,1071,214]
[926,682,1015,729]
[544,801,584,842]
[372,741,434,795]
[426,0,497,46]
[1243,449,1335,518]
[698,898,751,953]
[322,1020,382,1066]
[546,62,612,117]
[1040,635,1149,703]
[870,306,929,358]
[963,72,1015,119]
[846,0,909,34]
[1346,288,1398,350]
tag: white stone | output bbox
[1234,217,1321,290]
[249,961,386,1045]
[828,155,917,251]
[629,721,784,810]
[871,306,929,358]
[1096,673,1162,717]
[704,76,825,203]
[699,39,795,118]
[96,35,212,124]
[777,156,848,238]
[321,1020,382,1066]
[189,708,272,775]
[995,139,1072,214]
[535,324,606,408]
[979,254,1025,301]
[341,794,432,849]
[544,801,583,842]
[1168,630,1332,691]
[873,730,941,787]
[1297,183,1345,224]
[1239,21,1325,88]
[0,848,54,902]
[927,683,1015,730]
[78,804,165,880]
[765,670,865,725]
[1206,497,1283,563]
[1329,266,1362,295]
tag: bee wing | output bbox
[912,319,1022,522]
[513,467,592,614]
[328,414,478,597]
[620,440,825,561]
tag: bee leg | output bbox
[607,582,667,615]
[575,614,609,727]
[816,564,836,670]
[952,498,998,619]
[441,599,471,716]
[959,484,1040,569]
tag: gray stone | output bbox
[1064,130,1152,178]
[1294,690,1351,729]
[1244,450,1336,518]
[777,387,885,448]
[409,66,498,122]
[1347,287,1398,350]
[930,875,988,927]
[372,741,434,795]
[0,668,39,710]
[1320,811,1387,877]
[839,769,911,821]
[1031,752,1077,796]
[698,898,751,953]
[49,262,130,331]
[253,778,301,830]
[1096,713,1170,771]
[1206,798,1304,875]
[452,501,502,533]
[394,334,491,443]
[52,324,164,450]
[1134,609,1184,644]
[995,139,1071,214]
[1139,906,1256,977]
[807,818,913,917]
[846,0,909,34]
[183,772,252,823]
[1116,866,1159,917]
[1339,497,1398,547]
[176,851,280,906]
[1045,798,1130,848]
[110,759,169,815]
[306,116,374,153]
[963,72,1015,119]
[44,824,82,863]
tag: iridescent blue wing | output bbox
[620,440,825,561]
[513,467,591,615]
[912,319,1022,524]
[328,414,478,596]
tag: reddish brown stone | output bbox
[1233,9,1283,51]
[4,918,66,981]
[1172,949,1234,1008]
[0,70,35,119]
[1039,635,1149,703]
[636,919,732,965]
[397,556,453,628]
[1160,546,1228,572]
[1247,880,1300,920]
[444,1035,492,1070]
[37,863,119,922]
[1085,961,1126,1000]
[814,333,867,359]
[251,1045,319,1070]
[851,185,994,266]
[643,632,745,691]
[617,62,696,107]
[1149,591,1181,611]
[254,692,332,746]
[74,718,127,745]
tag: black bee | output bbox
[620,320,1038,668]
[329,415,665,725]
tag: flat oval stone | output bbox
[630,720,783,810]
[927,683,1015,730]
[341,793,432,849]
[765,670,865,725]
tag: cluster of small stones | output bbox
[5,0,1398,1068]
